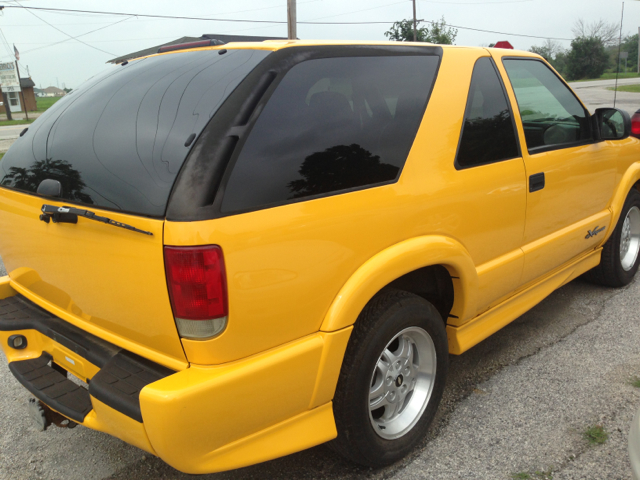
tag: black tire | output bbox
[585,188,640,287]
[330,289,448,467]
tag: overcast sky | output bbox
[0,0,636,89]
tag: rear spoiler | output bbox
[158,39,225,54]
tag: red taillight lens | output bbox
[164,245,228,322]
[632,111,640,138]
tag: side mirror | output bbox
[593,107,631,141]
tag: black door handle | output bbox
[529,172,545,192]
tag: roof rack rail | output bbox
[158,39,225,54]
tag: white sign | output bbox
[0,62,20,93]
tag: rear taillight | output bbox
[164,245,228,340]
[632,110,640,138]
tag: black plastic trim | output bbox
[529,172,545,192]
[527,139,594,155]
[0,295,174,423]
[8,334,27,349]
[89,350,173,423]
[9,353,92,423]
[166,44,443,222]
[0,295,119,367]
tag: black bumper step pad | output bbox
[0,295,120,367]
[89,350,173,423]
[2,294,174,424]
[9,353,92,423]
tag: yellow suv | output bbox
[0,40,639,473]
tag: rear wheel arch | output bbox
[319,235,479,333]
[385,265,454,323]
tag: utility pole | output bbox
[14,61,28,121]
[2,91,11,121]
[287,0,297,40]
[412,0,417,41]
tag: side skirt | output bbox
[447,248,602,355]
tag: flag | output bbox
[13,45,19,61]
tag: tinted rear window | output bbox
[221,55,439,213]
[0,49,269,217]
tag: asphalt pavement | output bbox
[1,253,640,479]
[568,79,640,114]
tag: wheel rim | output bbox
[368,326,436,440]
[620,206,640,272]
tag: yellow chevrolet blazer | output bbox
[0,40,639,473]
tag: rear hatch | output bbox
[0,47,270,368]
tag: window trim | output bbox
[454,56,522,171]
[501,56,594,156]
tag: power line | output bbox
[12,2,118,55]
[0,4,574,41]
[422,18,572,41]
[18,16,132,55]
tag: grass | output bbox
[572,72,640,82]
[0,153,4,162]
[0,96,60,126]
[36,96,61,112]
[584,424,608,445]
[629,376,640,388]
[606,84,640,93]
[0,118,35,127]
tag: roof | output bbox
[43,86,64,94]
[20,77,35,88]
[107,34,288,64]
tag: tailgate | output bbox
[0,188,186,369]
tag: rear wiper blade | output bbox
[40,204,153,236]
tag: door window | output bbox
[456,57,519,169]
[503,59,590,152]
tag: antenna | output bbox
[614,2,625,108]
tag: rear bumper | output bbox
[0,278,352,473]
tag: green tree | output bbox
[529,39,563,62]
[620,34,638,72]
[1,158,92,204]
[529,39,566,74]
[565,36,608,80]
[552,51,568,75]
[385,17,457,44]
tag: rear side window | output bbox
[456,57,519,169]
[503,59,590,152]
[221,55,439,213]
